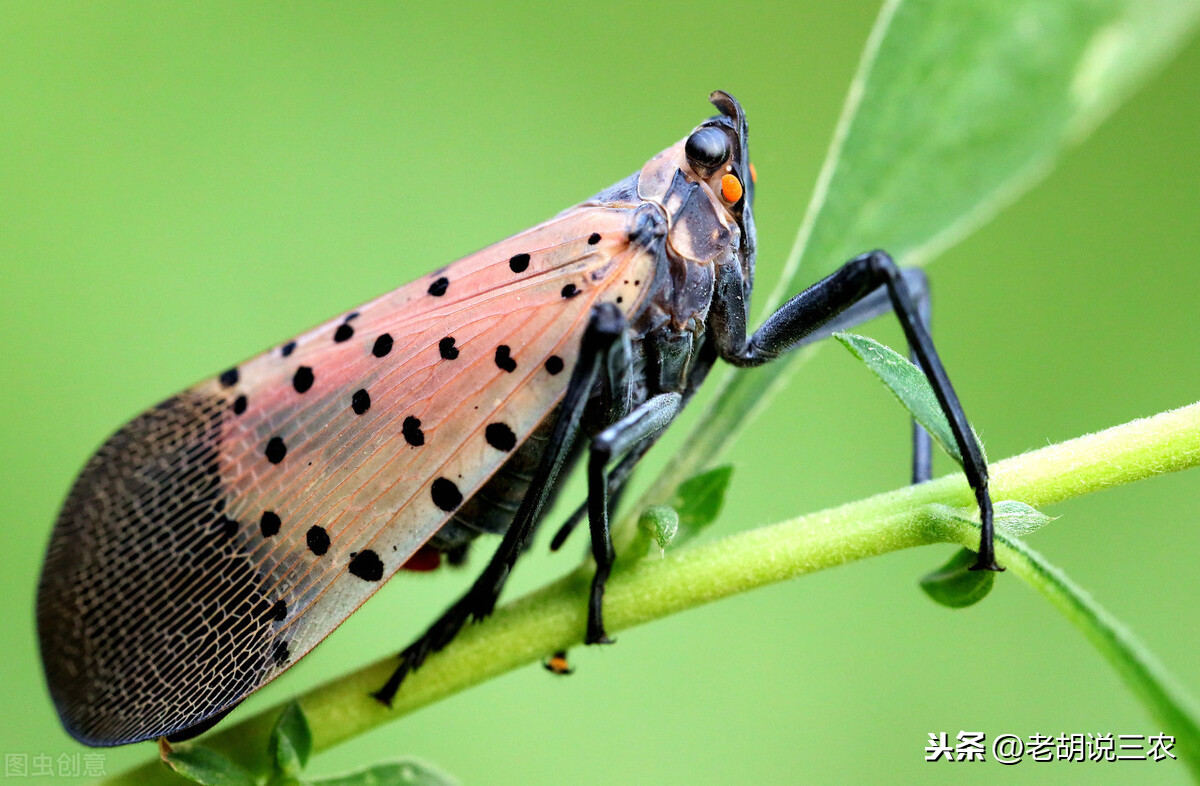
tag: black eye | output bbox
[685,127,730,173]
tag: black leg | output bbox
[584,392,681,644]
[908,274,934,485]
[714,250,998,571]
[550,496,592,553]
[371,304,630,707]
[549,438,653,552]
[766,267,935,486]
[551,336,718,555]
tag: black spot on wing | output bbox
[588,232,601,245]
[439,337,459,360]
[494,345,516,373]
[306,526,330,556]
[431,478,462,511]
[351,389,370,415]
[273,640,290,665]
[219,368,239,388]
[260,511,281,537]
[373,334,393,358]
[281,341,297,357]
[334,323,354,343]
[265,437,287,464]
[232,395,247,415]
[561,284,579,299]
[402,416,425,446]
[485,423,517,452]
[293,366,314,394]
[545,356,564,375]
[348,550,384,581]
[509,253,530,273]
[264,600,287,622]
[428,276,449,296]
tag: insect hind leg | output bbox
[372,304,629,707]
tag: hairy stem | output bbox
[105,401,1200,784]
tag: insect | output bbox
[37,91,997,747]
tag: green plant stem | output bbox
[104,401,1200,785]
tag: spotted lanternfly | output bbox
[37,91,998,747]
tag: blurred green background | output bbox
[3,2,1199,783]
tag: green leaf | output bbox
[160,745,255,786]
[270,701,313,776]
[919,500,1053,607]
[638,505,680,555]
[796,0,1200,280]
[641,0,1200,525]
[835,332,985,466]
[920,547,995,608]
[928,500,1055,539]
[992,499,1057,537]
[668,465,733,548]
[306,759,458,786]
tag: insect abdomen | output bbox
[430,414,563,551]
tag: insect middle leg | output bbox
[584,391,681,644]
[712,249,999,571]
[549,436,657,552]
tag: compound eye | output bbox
[684,126,730,174]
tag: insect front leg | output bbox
[783,267,935,485]
[711,249,999,571]
[585,391,682,644]
[372,304,629,707]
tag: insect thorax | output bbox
[435,153,746,553]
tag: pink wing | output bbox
[38,203,659,744]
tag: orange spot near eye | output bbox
[749,162,757,183]
[721,173,743,203]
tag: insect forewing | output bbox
[38,203,658,745]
